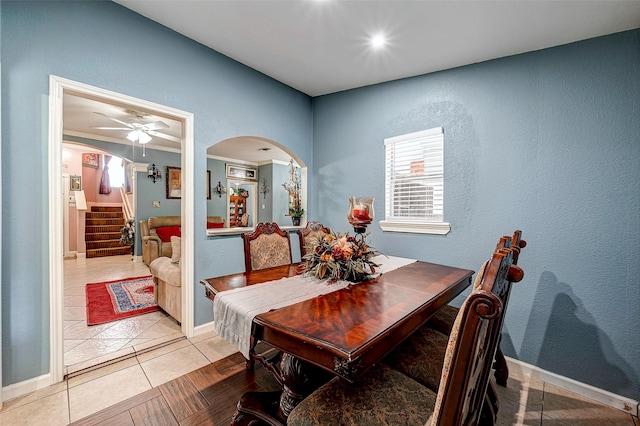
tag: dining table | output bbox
[200,256,474,425]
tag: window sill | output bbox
[206,225,304,238]
[379,220,451,235]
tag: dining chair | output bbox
[381,235,523,423]
[297,220,331,258]
[421,230,526,386]
[287,247,519,426]
[242,222,293,273]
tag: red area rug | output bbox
[86,275,158,325]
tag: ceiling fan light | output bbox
[138,131,152,144]
[126,130,139,142]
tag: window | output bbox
[380,127,450,234]
[107,156,125,188]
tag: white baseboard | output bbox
[2,373,52,403]
[505,357,638,417]
[194,321,215,336]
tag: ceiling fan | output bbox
[92,110,181,144]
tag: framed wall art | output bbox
[82,153,99,168]
[226,164,257,181]
[166,167,212,199]
[70,175,82,191]
[166,166,182,199]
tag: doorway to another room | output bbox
[50,76,195,383]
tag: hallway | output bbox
[63,255,182,375]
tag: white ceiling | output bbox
[115,0,640,97]
[63,93,293,163]
[65,1,640,161]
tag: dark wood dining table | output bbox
[200,259,473,425]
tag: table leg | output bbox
[233,353,331,425]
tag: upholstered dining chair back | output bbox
[297,221,331,258]
[428,248,518,425]
[242,222,292,272]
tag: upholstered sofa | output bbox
[140,215,224,266]
[149,236,182,323]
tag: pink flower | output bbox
[332,247,344,260]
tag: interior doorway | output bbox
[49,76,195,383]
[61,143,183,372]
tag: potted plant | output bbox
[282,159,304,226]
[289,207,305,226]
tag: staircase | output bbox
[85,206,132,258]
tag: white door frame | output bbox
[48,76,195,384]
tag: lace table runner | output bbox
[213,255,416,358]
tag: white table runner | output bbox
[213,255,417,358]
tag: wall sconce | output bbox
[348,196,375,234]
[147,163,161,183]
[215,181,227,198]
[259,178,270,199]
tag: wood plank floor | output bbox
[70,352,281,425]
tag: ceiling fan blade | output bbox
[142,121,169,131]
[147,130,182,143]
[91,126,132,130]
[93,112,134,129]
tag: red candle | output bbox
[352,208,370,221]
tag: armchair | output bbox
[141,215,225,265]
[140,216,181,266]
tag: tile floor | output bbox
[1,341,637,425]
[0,331,239,425]
[63,255,182,375]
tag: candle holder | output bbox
[347,196,375,234]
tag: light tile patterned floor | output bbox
[63,255,182,374]
[0,332,239,425]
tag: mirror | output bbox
[206,136,305,231]
[227,179,257,228]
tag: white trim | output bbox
[194,321,216,336]
[48,77,65,385]
[379,220,451,235]
[505,357,639,416]
[2,374,53,403]
[48,76,196,386]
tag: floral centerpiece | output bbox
[303,230,381,283]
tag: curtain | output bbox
[123,160,132,193]
[99,154,112,194]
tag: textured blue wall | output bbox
[2,0,639,402]
[311,30,640,399]
[1,1,312,386]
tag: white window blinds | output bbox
[384,127,444,223]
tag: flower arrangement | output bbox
[120,219,135,247]
[303,230,381,283]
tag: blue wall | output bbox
[2,0,639,402]
[1,1,312,386]
[311,30,640,399]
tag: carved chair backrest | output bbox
[242,222,292,272]
[429,248,520,425]
[297,221,331,258]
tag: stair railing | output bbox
[120,187,134,223]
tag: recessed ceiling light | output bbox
[370,33,387,49]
